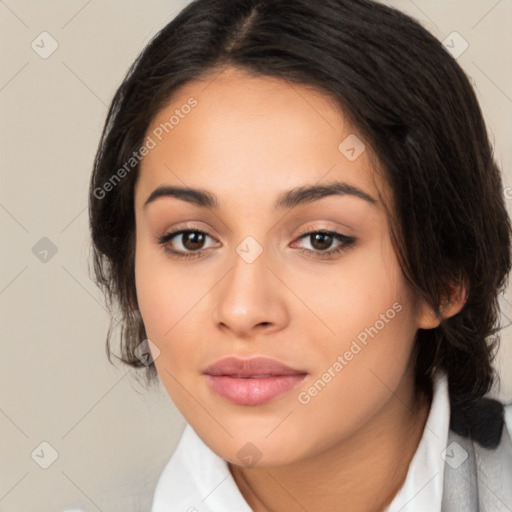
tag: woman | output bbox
[89,0,512,510]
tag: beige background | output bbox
[1,1,511,511]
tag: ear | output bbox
[417,282,468,330]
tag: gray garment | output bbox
[442,400,512,511]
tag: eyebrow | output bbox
[143,181,378,210]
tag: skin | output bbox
[134,66,465,511]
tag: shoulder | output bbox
[151,424,204,511]
[151,424,252,512]
[505,399,512,445]
[443,396,512,510]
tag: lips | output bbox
[203,356,308,406]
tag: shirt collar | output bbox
[385,371,450,512]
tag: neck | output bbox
[229,367,432,512]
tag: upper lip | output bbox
[202,356,308,377]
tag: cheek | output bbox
[298,296,415,418]
[291,240,418,448]
[134,231,197,339]
[290,231,410,357]
[134,234,214,393]
[134,245,197,409]
[134,243,171,339]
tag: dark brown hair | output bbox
[89,0,512,404]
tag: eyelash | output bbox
[157,226,357,261]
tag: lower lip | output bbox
[205,374,307,406]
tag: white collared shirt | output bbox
[152,373,512,512]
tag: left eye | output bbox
[158,229,216,253]
[295,231,344,251]
[292,230,357,258]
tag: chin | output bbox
[198,423,310,468]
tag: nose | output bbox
[212,244,289,339]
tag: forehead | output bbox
[136,66,385,208]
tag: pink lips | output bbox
[203,356,308,406]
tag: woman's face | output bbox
[134,66,434,466]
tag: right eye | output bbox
[157,228,219,259]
